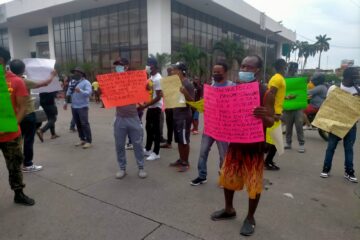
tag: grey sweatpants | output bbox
[114,116,144,170]
[283,110,305,145]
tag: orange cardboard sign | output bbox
[96,70,149,108]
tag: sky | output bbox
[0,0,13,4]
[245,0,360,70]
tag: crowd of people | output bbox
[0,45,359,236]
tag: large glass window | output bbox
[171,0,276,62]
[53,0,147,73]
[0,29,9,50]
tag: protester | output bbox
[303,73,328,128]
[63,75,76,132]
[0,47,35,205]
[161,66,174,149]
[191,76,203,135]
[92,79,100,103]
[320,67,359,182]
[139,57,163,161]
[190,62,231,185]
[167,62,195,172]
[37,85,59,141]
[112,58,147,179]
[9,59,57,172]
[211,55,275,236]
[282,61,306,153]
[63,67,93,149]
[264,59,287,170]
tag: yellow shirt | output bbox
[268,73,286,114]
[92,81,99,91]
[307,81,315,90]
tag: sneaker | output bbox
[75,141,86,147]
[14,190,35,206]
[264,162,280,171]
[344,171,358,183]
[169,159,182,167]
[146,153,160,161]
[190,177,207,186]
[138,169,148,179]
[303,125,312,130]
[82,143,92,149]
[22,164,43,173]
[320,166,330,178]
[177,162,190,172]
[51,134,60,139]
[298,145,305,153]
[116,170,126,179]
[143,148,152,156]
[125,144,133,150]
[284,143,292,150]
[160,143,172,148]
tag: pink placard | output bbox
[204,81,264,143]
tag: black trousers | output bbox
[20,112,36,167]
[145,108,161,155]
[41,104,58,135]
[265,144,277,164]
[165,109,174,145]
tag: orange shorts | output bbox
[219,143,264,199]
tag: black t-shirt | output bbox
[39,91,57,106]
[173,78,195,120]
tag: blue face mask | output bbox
[238,71,255,82]
[115,65,125,73]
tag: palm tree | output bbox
[302,43,317,70]
[213,38,245,71]
[149,53,171,73]
[173,44,207,77]
[315,34,331,69]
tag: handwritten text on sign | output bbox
[96,70,149,108]
[204,82,264,143]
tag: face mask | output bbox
[73,75,81,81]
[145,66,151,74]
[213,74,223,82]
[115,65,125,73]
[238,71,255,82]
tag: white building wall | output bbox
[29,34,48,53]
[48,18,55,59]
[8,27,30,59]
[147,0,171,55]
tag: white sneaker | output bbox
[75,141,86,147]
[22,164,43,173]
[82,143,92,149]
[116,170,126,179]
[138,169,148,178]
[298,145,306,153]
[146,153,160,161]
[143,148,152,156]
[125,144,133,150]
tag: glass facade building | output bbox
[171,1,276,62]
[0,29,9,50]
[53,0,147,72]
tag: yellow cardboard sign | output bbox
[312,87,360,138]
[186,99,204,113]
[160,75,186,109]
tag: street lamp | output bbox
[263,30,282,82]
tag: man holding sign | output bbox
[111,58,147,179]
[211,55,275,236]
[0,47,35,206]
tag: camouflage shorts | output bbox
[0,136,25,190]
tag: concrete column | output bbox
[277,41,284,58]
[147,0,171,55]
[8,26,30,59]
[48,18,56,59]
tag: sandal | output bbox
[240,218,256,236]
[36,130,44,142]
[210,209,236,221]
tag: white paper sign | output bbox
[23,58,62,93]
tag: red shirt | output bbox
[0,71,28,142]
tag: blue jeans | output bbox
[72,107,92,143]
[114,116,144,170]
[323,124,357,173]
[197,134,228,179]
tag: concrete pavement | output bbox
[0,102,359,240]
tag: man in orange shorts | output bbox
[211,55,275,236]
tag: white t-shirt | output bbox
[328,83,358,96]
[149,72,163,109]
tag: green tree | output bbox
[315,34,331,69]
[302,42,317,70]
[212,38,245,72]
[173,43,207,77]
[149,53,171,73]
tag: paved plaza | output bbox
[1,102,359,240]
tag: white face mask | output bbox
[145,66,151,74]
